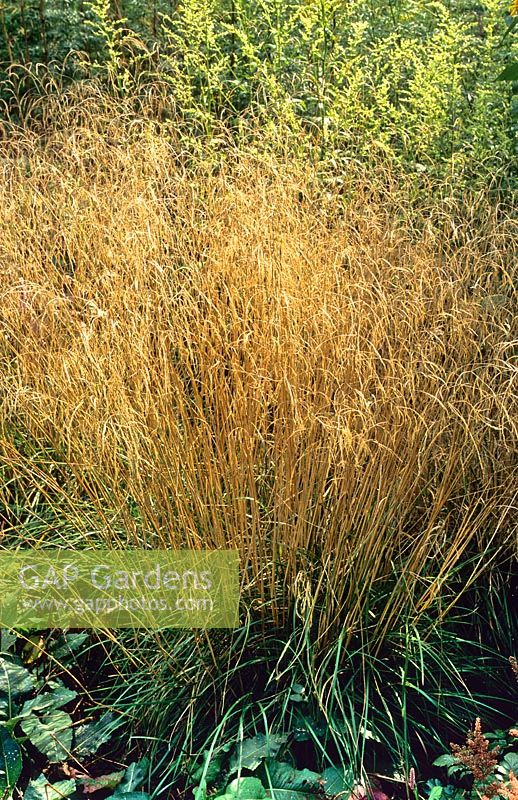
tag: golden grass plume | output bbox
[0,88,516,649]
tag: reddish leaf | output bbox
[78,771,125,793]
[370,789,390,800]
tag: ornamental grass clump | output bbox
[0,86,516,657]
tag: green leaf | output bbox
[289,685,307,703]
[321,766,354,796]
[191,752,224,785]
[447,765,467,778]
[291,714,326,741]
[20,681,76,716]
[49,633,89,660]
[110,794,150,800]
[23,775,76,800]
[263,760,322,800]
[427,787,443,800]
[0,698,10,722]
[0,725,22,800]
[226,777,267,799]
[0,658,37,698]
[74,711,125,757]
[0,633,17,656]
[113,760,149,795]
[229,735,288,773]
[485,731,507,746]
[433,755,458,768]
[194,779,207,800]
[498,753,518,777]
[21,709,73,762]
[497,62,518,81]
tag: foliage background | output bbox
[0,0,517,184]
